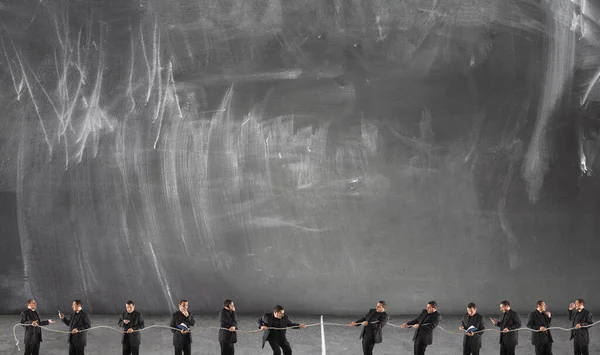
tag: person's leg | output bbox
[280,340,292,355]
[174,346,183,355]
[535,344,543,355]
[506,344,516,355]
[130,345,139,355]
[471,347,480,355]
[268,339,282,355]
[573,341,582,355]
[414,342,427,355]
[75,346,85,355]
[500,343,507,355]
[68,344,76,355]
[24,343,33,355]
[183,343,191,355]
[362,340,375,355]
[122,343,130,355]
[580,344,589,355]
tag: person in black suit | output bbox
[20,299,56,355]
[58,300,92,355]
[491,300,521,355]
[349,301,389,355]
[118,300,145,355]
[568,299,593,355]
[257,305,306,355]
[218,299,238,355]
[527,300,553,355]
[170,300,196,355]
[401,301,441,355]
[459,303,485,355]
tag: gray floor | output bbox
[1,315,598,354]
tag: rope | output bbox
[13,319,600,351]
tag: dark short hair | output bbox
[126,300,135,306]
[467,302,476,309]
[73,300,83,306]
[536,300,545,307]
[179,300,188,305]
[378,300,387,308]
[428,301,437,309]
[26,299,35,305]
[224,299,233,308]
[576,299,585,306]
[500,300,510,307]
[273,305,285,312]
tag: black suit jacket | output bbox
[61,310,92,347]
[118,310,145,346]
[461,313,485,349]
[569,308,593,344]
[218,308,238,344]
[527,311,553,345]
[20,309,50,344]
[257,313,300,349]
[495,309,521,347]
[170,311,196,347]
[407,310,441,345]
[354,309,388,344]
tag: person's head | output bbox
[575,299,585,311]
[466,302,477,316]
[500,300,511,313]
[179,300,188,313]
[224,299,235,311]
[273,305,285,319]
[26,299,36,311]
[536,300,546,312]
[72,300,83,312]
[126,300,135,313]
[376,301,386,313]
[426,301,437,314]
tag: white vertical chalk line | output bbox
[321,315,326,355]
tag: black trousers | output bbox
[220,342,235,355]
[68,344,85,355]
[268,338,292,355]
[414,342,428,355]
[535,343,552,355]
[463,344,480,355]
[362,339,375,355]
[174,343,191,355]
[122,342,140,355]
[24,343,40,355]
[500,343,516,355]
[574,340,589,355]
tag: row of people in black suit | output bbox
[19,298,593,355]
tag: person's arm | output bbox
[421,313,440,330]
[526,312,537,330]
[478,316,486,332]
[232,312,238,329]
[220,310,234,328]
[135,313,145,330]
[510,312,521,329]
[62,315,70,327]
[257,314,267,328]
[39,318,50,326]
[406,311,424,326]
[20,311,30,327]
[373,313,388,330]
[118,313,126,328]
[286,317,300,329]
[354,313,367,326]
[582,311,593,326]
[81,313,91,330]
[568,309,575,320]
[460,316,466,329]
[187,313,195,327]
